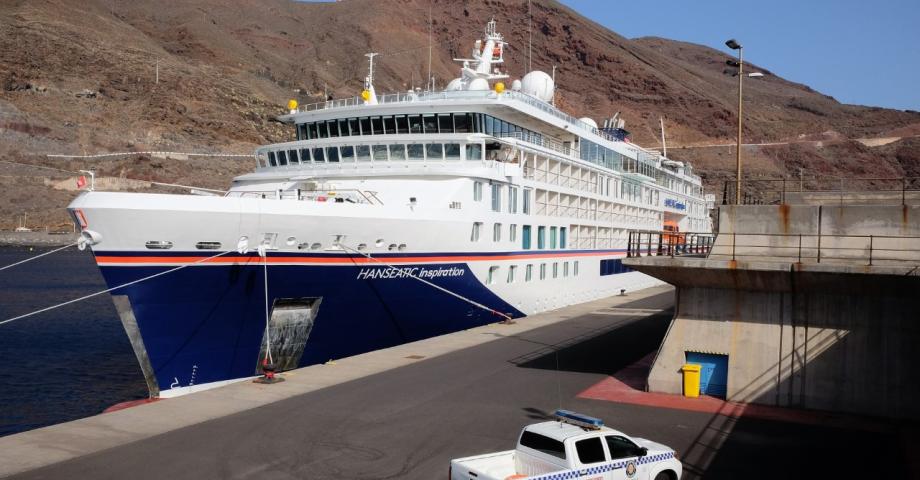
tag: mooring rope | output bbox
[0,241,80,272]
[336,242,513,321]
[261,250,274,365]
[0,250,234,327]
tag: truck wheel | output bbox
[654,471,675,480]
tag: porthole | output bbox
[398,244,407,251]
[310,243,322,250]
[195,241,222,250]
[388,243,397,251]
[145,240,173,250]
[297,242,311,250]
[375,238,385,248]
[357,243,367,250]
[285,236,297,246]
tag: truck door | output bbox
[573,437,612,480]
[604,435,646,480]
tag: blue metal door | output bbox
[686,352,728,398]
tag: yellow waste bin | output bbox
[681,364,702,398]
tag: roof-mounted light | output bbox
[554,409,604,430]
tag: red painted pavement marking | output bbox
[578,353,893,432]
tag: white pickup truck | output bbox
[450,410,681,480]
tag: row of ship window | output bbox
[486,261,580,285]
[295,112,543,143]
[265,143,484,166]
[471,222,568,250]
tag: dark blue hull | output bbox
[99,259,522,393]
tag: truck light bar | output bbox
[554,409,604,429]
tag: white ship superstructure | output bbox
[68,19,712,397]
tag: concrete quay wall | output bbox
[633,258,920,419]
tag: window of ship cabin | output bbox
[359,117,371,136]
[348,118,359,136]
[523,189,532,214]
[312,147,325,163]
[445,143,461,161]
[574,261,579,276]
[472,113,484,133]
[296,124,306,140]
[326,146,340,162]
[510,224,517,242]
[288,150,299,165]
[564,262,569,277]
[307,122,318,140]
[540,263,547,280]
[485,115,496,135]
[409,115,423,134]
[277,150,288,166]
[389,144,406,161]
[487,266,499,285]
[338,119,349,137]
[408,144,424,161]
[356,145,371,161]
[317,121,329,138]
[560,227,567,248]
[300,148,311,163]
[438,114,453,133]
[340,146,355,162]
[522,225,531,249]
[466,143,482,161]
[371,116,384,135]
[426,143,444,161]
[268,151,277,167]
[491,184,502,212]
[383,115,395,134]
[525,264,533,282]
[327,120,340,137]
[493,223,502,242]
[538,226,546,249]
[423,114,437,133]
[508,187,518,213]
[507,265,517,283]
[373,145,388,161]
[454,113,472,133]
[392,115,407,134]
[471,222,482,242]
[553,262,559,278]
[473,181,483,201]
[550,227,558,249]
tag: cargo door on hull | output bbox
[256,297,321,373]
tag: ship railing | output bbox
[721,176,920,206]
[229,188,383,205]
[626,230,715,258]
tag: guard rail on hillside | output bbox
[722,177,920,205]
[709,232,920,266]
[626,230,715,258]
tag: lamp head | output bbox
[725,39,742,50]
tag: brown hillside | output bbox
[1,0,918,229]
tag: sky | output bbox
[559,0,920,111]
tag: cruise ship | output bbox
[68,20,712,397]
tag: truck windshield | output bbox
[520,431,566,460]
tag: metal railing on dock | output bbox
[627,230,715,258]
[708,232,920,266]
[722,177,920,206]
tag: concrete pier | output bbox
[626,204,920,419]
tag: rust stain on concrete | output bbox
[779,204,791,234]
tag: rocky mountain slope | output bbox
[1,0,918,229]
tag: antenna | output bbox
[365,52,378,85]
[660,117,667,157]
[427,1,432,92]
[528,0,533,72]
[551,65,557,106]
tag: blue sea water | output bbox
[0,246,147,438]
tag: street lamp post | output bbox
[726,38,743,204]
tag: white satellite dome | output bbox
[445,78,463,91]
[468,78,490,91]
[579,117,598,129]
[511,79,522,91]
[521,70,554,102]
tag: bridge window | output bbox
[326,146,340,162]
[359,117,371,136]
[409,115,423,134]
[340,145,354,162]
[277,150,288,166]
[389,144,406,161]
[312,148,325,163]
[317,121,328,139]
[383,115,395,134]
[444,143,460,161]
[395,115,409,134]
[288,150,299,164]
[372,145,388,161]
[338,119,348,137]
[454,113,472,133]
[438,113,453,133]
[300,148,311,163]
[267,151,277,166]
[356,145,371,161]
[466,143,482,161]
[307,123,317,139]
[371,116,383,135]
[348,118,359,136]
[423,114,437,133]
[408,144,424,161]
[426,143,443,161]
[327,120,339,137]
